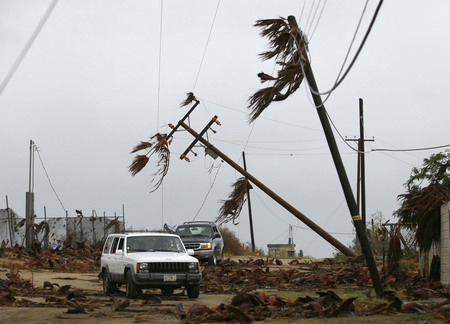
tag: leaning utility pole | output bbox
[179,118,356,257]
[292,14,383,296]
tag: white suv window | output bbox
[127,236,185,253]
[103,236,114,254]
[115,238,124,253]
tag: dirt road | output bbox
[0,268,234,323]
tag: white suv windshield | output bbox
[127,236,185,253]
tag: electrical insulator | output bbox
[180,154,190,162]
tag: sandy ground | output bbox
[0,266,234,323]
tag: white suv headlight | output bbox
[137,263,148,273]
[200,243,212,249]
[189,262,199,272]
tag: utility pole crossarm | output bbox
[180,116,219,161]
[166,100,201,141]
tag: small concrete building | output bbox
[267,243,296,258]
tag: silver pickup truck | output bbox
[100,232,202,298]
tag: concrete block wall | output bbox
[440,202,450,285]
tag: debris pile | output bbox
[201,257,371,293]
[0,243,100,273]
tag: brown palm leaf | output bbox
[147,133,170,192]
[180,92,197,107]
[129,133,171,192]
[397,183,450,252]
[131,141,153,153]
[216,178,252,225]
[248,16,307,122]
[248,87,277,122]
[129,155,150,176]
[386,226,402,275]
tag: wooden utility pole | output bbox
[179,119,356,257]
[25,140,35,248]
[345,99,374,230]
[294,14,383,297]
[242,151,256,253]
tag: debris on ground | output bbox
[1,246,450,322]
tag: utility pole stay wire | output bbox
[0,0,59,98]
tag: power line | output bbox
[308,0,328,42]
[0,0,59,97]
[34,145,66,214]
[371,144,450,152]
[305,0,322,37]
[302,0,384,98]
[192,0,221,92]
[192,161,223,221]
[298,1,307,25]
[156,0,164,131]
[200,98,322,132]
[303,0,316,36]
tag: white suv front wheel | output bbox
[126,271,138,299]
[103,270,116,295]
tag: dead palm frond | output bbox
[216,178,252,225]
[129,155,150,176]
[386,226,402,276]
[180,92,197,107]
[396,183,450,252]
[248,16,308,122]
[129,133,171,192]
[131,141,153,154]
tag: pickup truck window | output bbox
[127,236,185,253]
[176,225,212,237]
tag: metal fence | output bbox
[0,208,124,248]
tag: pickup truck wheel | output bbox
[187,285,200,298]
[126,271,138,299]
[103,270,116,295]
[208,252,217,266]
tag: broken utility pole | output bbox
[179,118,356,257]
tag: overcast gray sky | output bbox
[1,0,449,258]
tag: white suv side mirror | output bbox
[187,249,194,256]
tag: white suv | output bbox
[100,232,201,299]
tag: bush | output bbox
[220,227,264,256]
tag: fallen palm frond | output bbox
[180,92,197,107]
[129,133,171,192]
[216,178,252,225]
[130,141,153,154]
[386,226,402,276]
[248,16,307,122]
[396,183,450,252]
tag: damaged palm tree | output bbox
[248,15,383,296]
[128,92,199,192]
[249,16,307,122]
[217,178,252,225]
